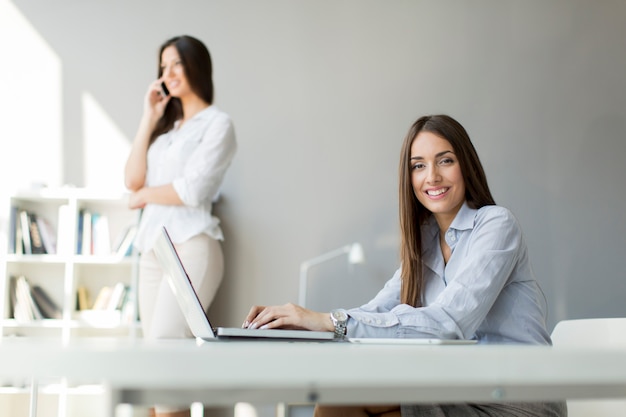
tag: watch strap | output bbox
[334,321,347,338]
[331,310,348,339]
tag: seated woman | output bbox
[243,114,567,417]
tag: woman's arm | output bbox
[241,271,402,333]
[172,112,236,207]
[124,80,170,191]
[128,183,183,209]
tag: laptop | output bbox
[153,227,335,342]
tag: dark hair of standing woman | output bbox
[398,114,496,307]
[149,35,214,144]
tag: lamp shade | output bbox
[348,243,365,264]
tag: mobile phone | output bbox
[160,81,170,97]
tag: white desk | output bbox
[1,337,626,416]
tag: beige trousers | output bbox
[138,233,223,339]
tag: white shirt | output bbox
[344,203,552,345]
[133,105,237,253]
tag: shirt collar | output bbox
[448,202,476,232]
[420,202,476,275]
[421,201,476,236]
[193,104,217,120]
[173,104,217,129]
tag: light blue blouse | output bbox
[345,203,552,345]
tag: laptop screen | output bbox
[152,227,217,339]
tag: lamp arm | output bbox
[301,245,351,269]
[298,245,351,307]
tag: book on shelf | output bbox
[31,285,62,319]
[76,210,116,256]
[16,212,24,254]
[113,224,138,258]
[12,276,33,321]
[36,215,57,254]
[78,283,130,327]
[11,206,25,254]
[12,276,43,322]
[120,288,137,323]
[76,209,83,254]
[9,208,57,255]
[91,213,112,255]
[19,210,32,255]
[9,205,18,254]
[80,210,93,255]
[8,275,18,316]
[77,286,92,310]
[106,282,127,310]
[27,212,47,254]
[89,283,128,311]
[91,286,113,310]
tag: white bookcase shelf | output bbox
[0,188,144,417]
[1,188,141,340]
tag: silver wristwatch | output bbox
[330,309,348,339]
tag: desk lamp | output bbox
[298,243,365,308]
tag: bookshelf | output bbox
[0,188,143,417]
[1,188,141,340]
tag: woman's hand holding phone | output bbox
[143,79,171,121]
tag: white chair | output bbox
[551,318,626,417]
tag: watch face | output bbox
[332,310,348,322]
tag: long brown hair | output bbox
[398,115,496,307]
[149,35,214,145]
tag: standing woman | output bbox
[125,35,236,417]
[243,115,566,417]
[125,35,236,341]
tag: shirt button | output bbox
[375,319,382,324]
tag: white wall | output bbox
[2,0,625,331]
